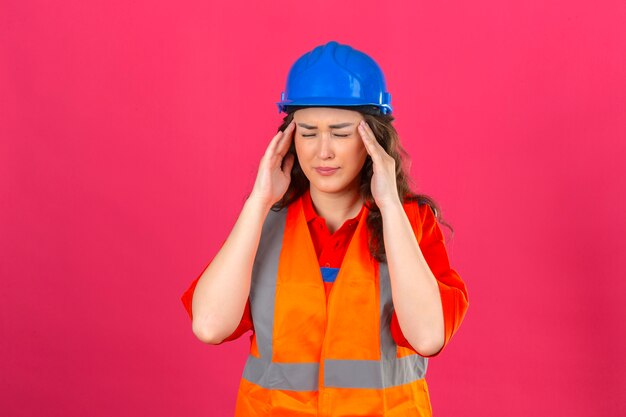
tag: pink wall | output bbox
[2,1,625,416]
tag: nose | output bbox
[318,134,334,160]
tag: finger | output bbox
[361,121,391,165]
[267,120,294,160]
[358,121,383,160]
[360,121,385,150]
[265,129,286,158]
[282,152,295,175]
[276,120,296,157]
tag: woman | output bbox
[181,40,469,416]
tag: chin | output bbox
[309,180,357,195]
[312,185,343,194]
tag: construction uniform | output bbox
[181,190,469,416]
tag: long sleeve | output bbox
[390,201,469,357]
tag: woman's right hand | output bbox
[248,120,297,209]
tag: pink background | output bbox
[2,1,625,416]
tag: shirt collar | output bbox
[301,188,365,226]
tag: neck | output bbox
[309,185,364,234]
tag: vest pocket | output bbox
[235,378,271,416]
[409,378,433,417]
[269,389,319,416]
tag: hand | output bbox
[249,120,296,209]
[358,120,401,210]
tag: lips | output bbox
[315,167,339,176]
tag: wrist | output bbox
[379,197,404,218]
[245,193,273,214]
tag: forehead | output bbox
[293,107,362,123]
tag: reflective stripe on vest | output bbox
[242,201,428,392]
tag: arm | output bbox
[187,120,296,344]
[389,203,469,357]
[189,196,270,344]
[180,253,254,344]
[381,201,446,356]
[357,119,469,357]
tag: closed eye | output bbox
[301,133,350,137]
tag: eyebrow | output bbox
[296,122,354,129]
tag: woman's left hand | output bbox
[358,120,401,211]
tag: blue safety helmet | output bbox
[276,40,393,115]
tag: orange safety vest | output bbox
[234,195,434,417]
